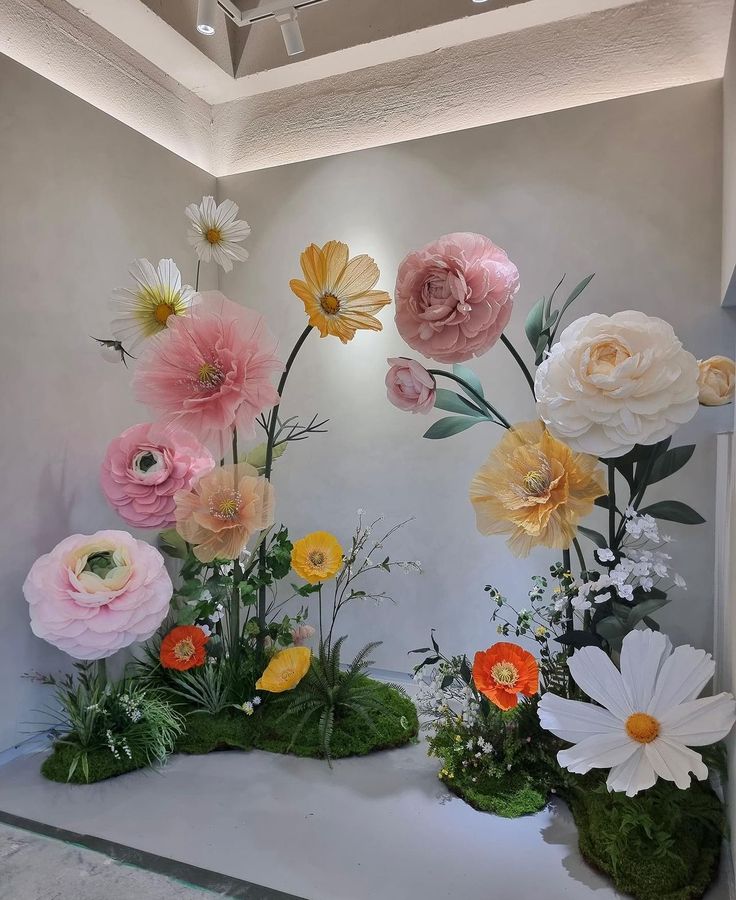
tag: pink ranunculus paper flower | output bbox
[132,291,284,450]
[386,357,436,413]
[394,232,519,364]
[23,531,172,660]
[101,423,214,528]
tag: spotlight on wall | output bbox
[275,8,305,57]
[197,0,217,35]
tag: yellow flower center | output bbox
[587,339,632,376]
[278,667,296,683]
[523,469,550,496]
[308,550,326,567]
[197,362,223,388]
[174,638,196,662]
[209,490,241,520]
[320,293,341,315]
[154,302,176,325]
[491,661,519,687]
[206,227,222,245]
[625,712,660,744]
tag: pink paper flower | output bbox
[23,531,172,660]
[132,291,283,450]
[394,232,519,364]
[101,423,214,529]
[291,623,316,646]
[386,357,436,413]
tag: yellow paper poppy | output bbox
[256,646,312,693]
[289,240,391,343]
[291,531,344,584]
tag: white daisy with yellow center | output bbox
[538,629,736,796]
[111,258,194,350]
[185,196,251,272]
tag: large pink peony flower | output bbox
[385,357,436,413]
[101,423,214,528]
[394,232,519,364]
[23,531,172,660]
[132,291,283,450]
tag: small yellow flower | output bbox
[255,647,312,693]
[289,241,391,343]
[291,531,344,584]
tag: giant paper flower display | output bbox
[697,356,735,406]
[470,421,606,557]
[289,240,391,343]
[534,311,699,457]
[174,462,275,563]
[101,423,214,528]
[291,531,344,584]
[538,629,736,797]
[23,531,172,660]
[394,232,519,364]
[132,292,283,449]
[185,196,251,272]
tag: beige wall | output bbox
[724,9,736,302]
[0,54,216,751]
[219,81,733,672]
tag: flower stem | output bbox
[427,369,511,428]
[257,325,314,652]
[607,462,617,550]
[500,334,536,397]
[230,427,241,663]
[97,658,107,686]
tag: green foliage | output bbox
[566,774,724,900]
[423,416,487,439]
[272,638,411,766]
[525,274,595,364]
[36,665,184,783]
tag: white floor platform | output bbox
[0,738,730,900]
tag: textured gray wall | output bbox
[219,81,734,671]
[0,54,216,751]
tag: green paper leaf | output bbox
[647,445,696,485]
[433,388,485,417]
[628,594,670,629]
[555,274,595,329]
[638,500,706,525]
[452,363,484,399]
[158,529,188,560]
[556,630,604,649]
[423,416,484,439]
[577,526,608,549]
[524,297,545,350]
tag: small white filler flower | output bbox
[538,629,735,797]
[111,258,194,349]
[186,196,251,272]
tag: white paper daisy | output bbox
[538,629,735,797]
[110,258,194,350]
[185,196,251,272]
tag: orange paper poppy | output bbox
[160,625,208,671]
[472,642,539,711]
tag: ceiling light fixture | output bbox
[196,0,217,35]
[197,0,327,57]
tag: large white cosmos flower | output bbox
[538,629,735,797]
[534,311,699,457]
[111,258,194,350]
[186,196,251,272]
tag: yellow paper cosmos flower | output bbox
[291,531,344,584]
[289,241,391,343]
[256,646,312,693]
[469,420,606,558]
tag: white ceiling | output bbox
[1,0,733,175]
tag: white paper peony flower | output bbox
[538,629,736,797]
[534,311,699,457]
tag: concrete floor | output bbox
[0,738,731,900]
[0,822,220,900]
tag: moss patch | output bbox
[41,741,150,784]
[42,681,418,783]
[175,709,258,754]
[443,769,548,818]
[255,678,418,759]
[564,775,723,900]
